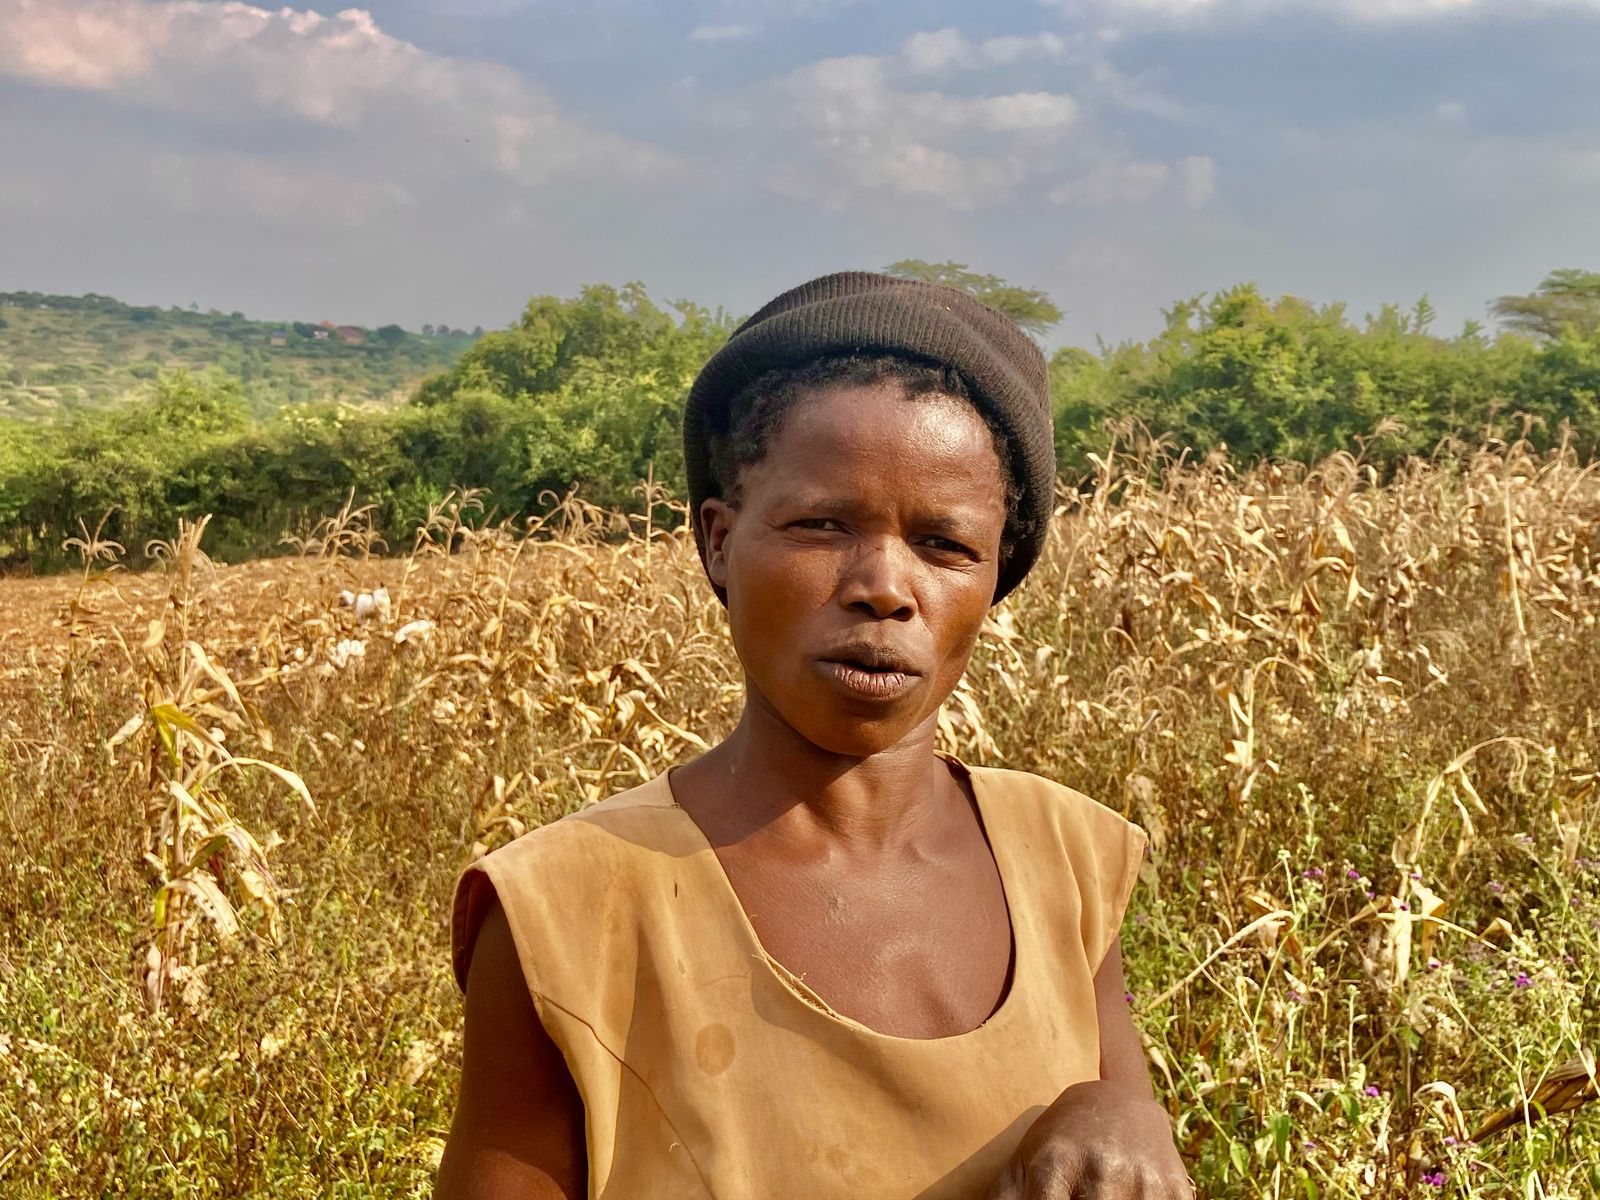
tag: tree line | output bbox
[2,267,1598,573]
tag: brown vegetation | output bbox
[1,434,1597,1196]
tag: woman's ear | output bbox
[701,497,737,589]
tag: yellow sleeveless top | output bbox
[450,757,1148,1199]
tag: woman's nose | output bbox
[837,540,917,620]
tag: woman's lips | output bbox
[816,659,920,701]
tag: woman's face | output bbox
[701,382,1009,758]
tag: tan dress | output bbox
[451,755,1148,1199]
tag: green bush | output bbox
[8,278,1600,573]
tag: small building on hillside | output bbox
[269,330,288,347]
[335,325,365,346]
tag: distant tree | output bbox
[884,259,1063,337]
[374,324,407,346]
[137,369,249,434]
[1491,269,1600,340]
[422,324,435,337]
[291,322,317,338]
[472,325,485,338]
[407,282,735,508]
[189,302,199,312]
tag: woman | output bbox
[437,272,1192,1198]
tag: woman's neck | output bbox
[674,690,959,854]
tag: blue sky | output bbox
[3,0,1599,347]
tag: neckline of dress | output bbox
[656,752,1026,1045]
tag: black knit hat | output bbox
[683,270,1055,604]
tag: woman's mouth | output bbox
[816,657,920,701]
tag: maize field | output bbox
[1,432,1597,1197]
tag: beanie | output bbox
[683,270,1055,604]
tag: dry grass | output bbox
[1,432,1598,1197]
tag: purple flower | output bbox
[1365,889,1376,899]
[1410,870,1423,881]
[1443,1136,1458,1146]
[1514,972,1532,989]
[1421,1169,1447,1187]
[1302,866,1324,879]
[1124,992,1134,1004]
[1288,989,1305,1002]
[1490,881,1505,894]
[1364,1085,1381,1097]
[1347,868,1362,879]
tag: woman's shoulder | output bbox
[476,772,685,868]
[450,771,693,991]
[963,761,1143,841]
[963,761,1149,972]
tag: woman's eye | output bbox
[922,536,977,557]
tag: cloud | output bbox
[706,45,1089,209]
[0,0,690,337]
[0,0,671,185]
[687,23,754,42]
[1080,0,1600,22]
[703,32,1227,217]
[18,0,1582,361]
[0,0,173,89]
[1044,153,1215,208]
[1048,160,1172,207]
[1178,154,1217,206]
[782,54,1078,136]
[899,28,1069,73]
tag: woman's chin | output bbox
[784,707,938,760]
[743,676,946,759]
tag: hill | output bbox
[0,291,478,420]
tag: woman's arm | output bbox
[434,897,588,1200]
[1092,937,1158,1099]
[983,937,1190,1198]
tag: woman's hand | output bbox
[988,935,1194,1196]
[982,1079,1192,1198]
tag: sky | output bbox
[3,0,1600,349]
